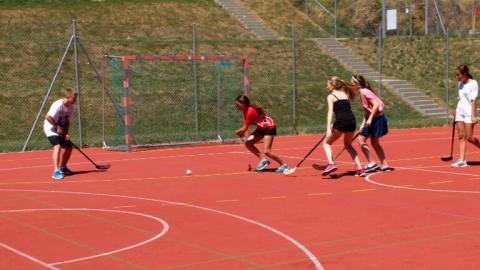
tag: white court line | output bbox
[0,136,451,172]
[0,189,323,270]
[0,134,458,173]
[364,167,480,194]
[389,165,480,178]
[0,208,169,266]
[0,151,250,172]
[0,242,60,270]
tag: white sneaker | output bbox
[364,163,378,172]
[451,159,467,167]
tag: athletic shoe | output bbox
[364,163,378,172]
[256,159,270,171]
[379,167,393,172]
[51,170,64,180]
[274,164,289,173]
[59,166,74,176]
[321,163,337,175]
[451,160,468,167]
[355,168,366,177]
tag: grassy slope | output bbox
[343,36,480,110]
[237,0,328,38]
[0,0,426,152]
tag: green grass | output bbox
[0,0,443,152]
[343,35,480,110]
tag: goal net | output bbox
[103,54,249,151]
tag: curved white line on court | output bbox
[0,242,60,270]
[0,189,323,270]
[0,208,169,266]
[365,171,480,194]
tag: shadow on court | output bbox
[72,170,109,175]
[329,170,356,179]
[467,161,480,166]
[257,168,280,173]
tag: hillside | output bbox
[0,0,434,152]
[287,0,476,37]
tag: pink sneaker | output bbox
[356,168,366,177]
[321,163,337,175]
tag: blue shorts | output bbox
[360,114,388,138]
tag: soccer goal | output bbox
[103,54,249,151]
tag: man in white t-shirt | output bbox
[43,88,77,179]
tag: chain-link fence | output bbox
[300,0,479,38]
[2,0,478,152]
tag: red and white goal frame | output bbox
[109,54,250,151]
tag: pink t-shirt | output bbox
[359,88,384,116]
[244,106,276,130]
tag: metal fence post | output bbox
[382,0,386,37]
[102,55,106,148]
[445,28,449,124]
[334,0,337,38]
[409,0,413,36]
[216,64,221,141]
[73,19,83,147]
[378,26,382,97]
[192,23,199,139]
[291,25,297,134]
[425,0,429,35]
[472,0,476,34]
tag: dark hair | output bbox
[235,94,264,114]
[351,73,378,95]
[456,64,473,79]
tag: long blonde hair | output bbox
[328,76,356,100]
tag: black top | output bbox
[331,93,356,132]
[331,94,355,121]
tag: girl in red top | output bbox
[235,94,288,172]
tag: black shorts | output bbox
[333,119,356,133]
[253,127,277,136]
[48,136,71,148]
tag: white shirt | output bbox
[43,99,75,137]
[456,80,478,116]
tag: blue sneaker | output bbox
[52,170,64,180]
[274,164,288,173]
[256,159,270,171]
[59,166,74,176]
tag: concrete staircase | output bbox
[213,0,276,40]
[314,38,445,117]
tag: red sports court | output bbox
[0,126,479,270]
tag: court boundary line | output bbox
[364,167,480,194]
[0,242,60,270]
[0,189,324,270]
[0,208,169,266]
[0,135,455,170]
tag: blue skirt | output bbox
[360,114,388,138]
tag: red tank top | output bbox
[244,106,276,130]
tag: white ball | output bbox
[186,169,192,175]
